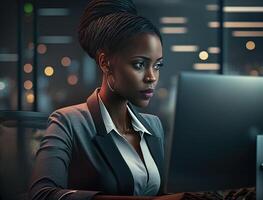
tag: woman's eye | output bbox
[154,62,164,70]
[133,62,145,69]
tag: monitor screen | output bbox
[166,73,263,193]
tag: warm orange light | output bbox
[208,21,220,28]
[224,6,263,13]
[160,27,187,34]
[24,63,33,73]
[250,70,259,76]
[67,75,78,85]
[199,51,209,60]
[157,88,168,99]
[206,4,219,11]
[232,31,263,37]
[44,66,54,76]
[209,21,263,28]
[24,80,33,90]
[37,44,47,54]
[171,45,198,52]
[61,56,71,67]
[193,63,220,70]
[28,42,34,50]
[246,41,256,50]
[208,47,220,54]
[26,93,35,103]
[160,17,187,24]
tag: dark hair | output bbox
[78,0,162,60]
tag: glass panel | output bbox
[36,1,100,113]
[224,0,263,75]
[0,0,18,110]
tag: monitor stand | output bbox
[257,135,263,200]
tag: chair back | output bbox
[0,111,48,200]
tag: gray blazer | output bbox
[29,89,165,200]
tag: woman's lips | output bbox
[140,89,154,99]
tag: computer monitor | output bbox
[166,73,263,198]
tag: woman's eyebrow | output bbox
[130,55,163,61]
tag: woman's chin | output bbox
[132,99,151,108]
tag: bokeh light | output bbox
[67,75,78,85]
[24,80,33,90]
[28,42,34,50]
[157,88,168,99]
[37,44,47,54]
[0,81,6,90]
[199,51,209,60]
[24,63,33,73]
[44,66,54,77]
[24,3,33,15]
[250,70,259,76]
[246,41,256,50]
[61,56,71,67]
[55,91,67,102]
[26,93,35,103]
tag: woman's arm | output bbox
[29,111,101,200]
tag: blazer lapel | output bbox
[127,103,165,194]
[86,89,134,195]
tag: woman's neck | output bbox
[99,83,131,132]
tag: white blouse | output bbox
[98,94,160,196]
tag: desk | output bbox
[93,188,256,200]
[93,194,183,200]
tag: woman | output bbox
[29,0,164,199]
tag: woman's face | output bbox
[110,33,163,107]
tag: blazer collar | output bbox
[86,88,164,194]
[86,88,156,137]
[97,92,152,136]
[127,102,164,194]
[86,88,133,194]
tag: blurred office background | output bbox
[1,0,263,199]
[1,0,263,145]
[1,0,263,122]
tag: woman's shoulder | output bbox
[139,113,164,138]
[139,113,161,124]
[48,102,92,125]
[52,102,88,115]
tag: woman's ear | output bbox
[97,50,110,74]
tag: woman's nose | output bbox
[144,67,157,82]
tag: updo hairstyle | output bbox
[78,0,162,61]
